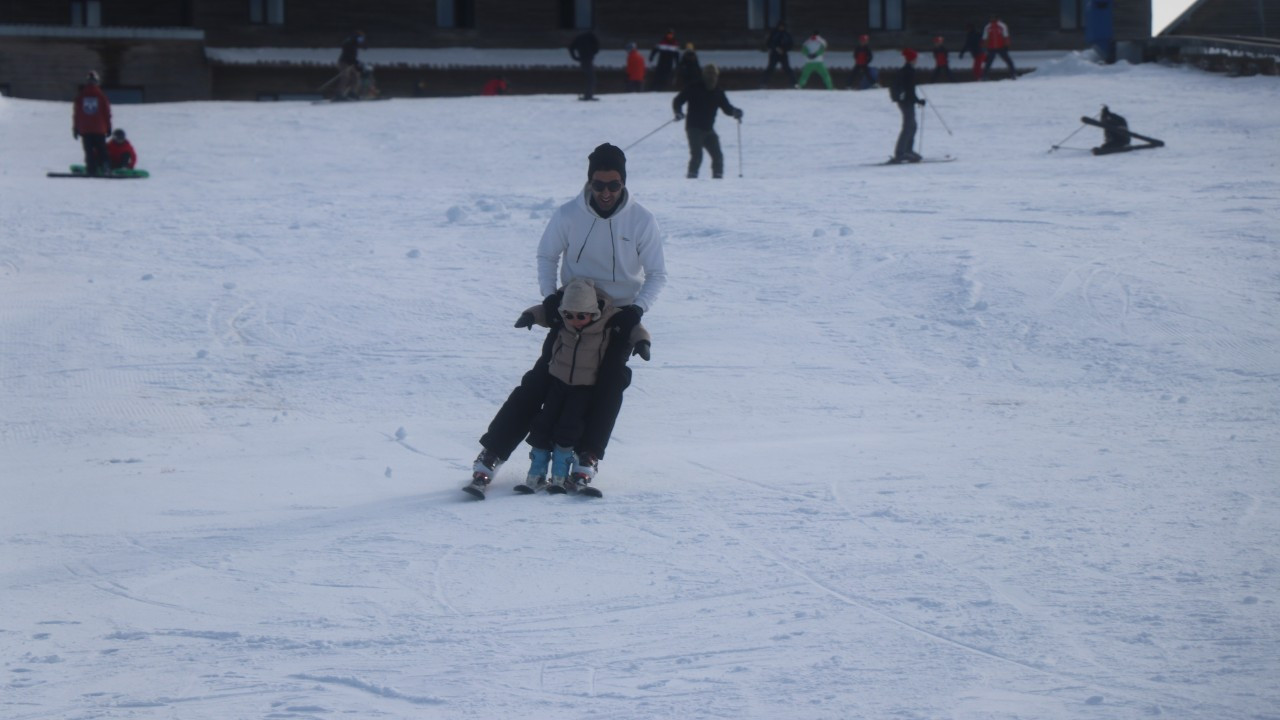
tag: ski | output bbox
[863,155,956,166]
[462,483,487,500]
[1091,143,1163,156]
[513,477,548,494]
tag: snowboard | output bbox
[48,164,149,179]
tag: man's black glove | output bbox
[541,291,563,327]
[514,311,535,329]
[917,99,926,107]
[632,340,651,361]
[674,111,685,121]
[610,304,643,333]
[733,108,744,120]
[73,129,79,140]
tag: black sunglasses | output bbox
[590,180,623,193]
[562,311,596,321]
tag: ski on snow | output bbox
[863,155,957,166]
[463,479,602,499]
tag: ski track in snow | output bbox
[3,57,1280,719]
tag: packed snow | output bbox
[2,54,1278,719]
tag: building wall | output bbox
[0,35,208,102]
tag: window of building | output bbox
[250,0,285,25]
[559,0,593,29]
[748,0,785,30]
[1060,0,1084,29]
[438,0,476,29]
[868,0,904,31]
[70,1,102,27]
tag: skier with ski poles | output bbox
[672,63,743,179]
[889,48,926,163]
[467,143,667,497]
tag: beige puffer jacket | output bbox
[527,288,651,386]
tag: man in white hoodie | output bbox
[470,143,667,494]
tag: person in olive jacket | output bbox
[672,64,743,179]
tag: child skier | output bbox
[464,277,650,498]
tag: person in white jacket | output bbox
[796,31,833,89]
[469,143,667,494]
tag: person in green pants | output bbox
[796,31,834,89]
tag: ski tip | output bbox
[579,487,604,498]
[462,485,486,500]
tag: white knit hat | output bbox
[561,278,599,317]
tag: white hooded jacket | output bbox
[537,186,667,313]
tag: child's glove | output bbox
[514,311,535,329]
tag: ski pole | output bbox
[1048,124,1088,153]
[318,71,344,91]
[737,117,747,178]
[918,102,926,157]
[623,118,679,151]
[919,89,953,136]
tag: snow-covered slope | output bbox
[2,56,1278,719]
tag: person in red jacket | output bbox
[481,76,508,95]
[850,35,875,90]
[106,128,136,170]
[72,70,112,176]
[931,36,953,82]
[624,42,646,92]
[981,15,1017,80]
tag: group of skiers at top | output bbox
[71,70,139,176]
[761,15,1017,89]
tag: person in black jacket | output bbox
[958,24,986,81]
[569,30,600,100]
[335,30,365,100]
[890,48,925,163]
[677,43,701,88]
[672,64,743,178]
[760,22,796,87]
[649,29,680,91]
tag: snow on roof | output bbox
[205,46,1071,71]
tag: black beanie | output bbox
[587,143,626,183]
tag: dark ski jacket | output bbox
[677,49,701,87]
[650,33,680,70]
[959,29,983,58]
[569,32,600,64]
[673,79,740,131]
[766,27,793,55]
[339,33,363,66]
[890,63,920,105]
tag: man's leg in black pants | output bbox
[479,329,557,461]
[577,333,632,461]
